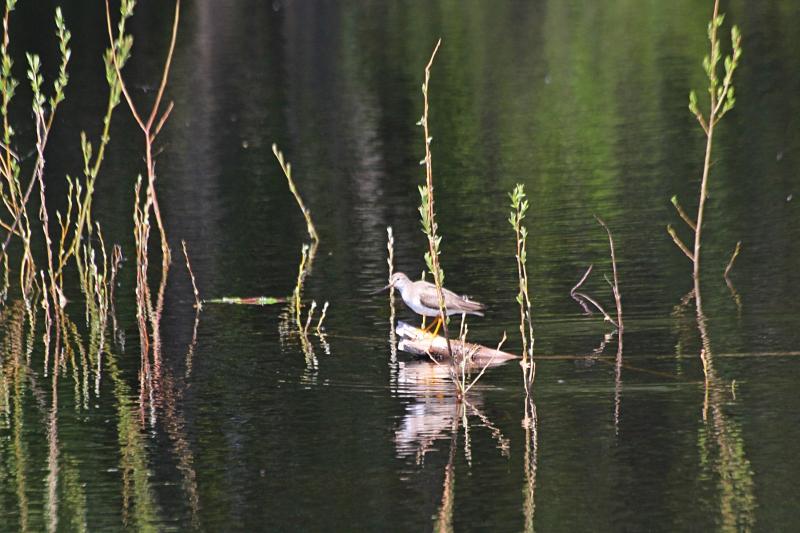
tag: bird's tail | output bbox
[461,299,486,317]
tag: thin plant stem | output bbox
[105,0,180,264]
[596,216,623,335]
[272,144,319,244]
[724,240,741,279]
[316,301,329,333]
[669,0,741,313]
[417,38,453,361]
[181,240,202,310]
[509,184,535,394]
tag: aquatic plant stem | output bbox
[596,216,623,336]
[418,38,453,361]
[104,0,180,264]
[272,144,319,244]
[509,184,535,395]
[181,240,201,310]
[57,12,135,278]
[723,240,741,280]
[669,0,741,313]
[693,116,715,313]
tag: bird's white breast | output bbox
[400,288,439,317]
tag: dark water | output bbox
[2,0,800,531]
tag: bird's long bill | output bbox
[369,283,392,295]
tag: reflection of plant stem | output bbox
[185,307,200,379]
[434,407,458,533]
[279,241,320,371]
[465,399,510,457]
[387,227,397,367]
[614,341,623,436]
[723,241,743,317]
[695,308,755,529]
[461,403,471,468]
[10,302,30,533]
[106,347,158,530]
[523,398,538,533]
[293,243,310,327]
[158,357,201,528]
[46,343,60,533]
[725,277,743,319]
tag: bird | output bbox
[375,272,486,337]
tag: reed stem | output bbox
[417,38,453,361]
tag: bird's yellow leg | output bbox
[430,316,443,337]
[420,316,438,334]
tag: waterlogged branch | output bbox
[570,218,623,337]
[570,266,618,328]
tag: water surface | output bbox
[2,0,800,531]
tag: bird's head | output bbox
[372,272,411,294]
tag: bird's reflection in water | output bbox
[393,358,511,464]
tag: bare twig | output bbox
[671,196,697,231]
[316,301,329,333]
[272,143,319,244]
[304,300,317,336]
[723,240,742,279]
[570,264,593,294]
[569,218,623,335]
[667,225,695,262]
[181,239,201,310]
[571,289,618,328]
[463,332,506,395]
[105,0,181,263]
[595,216,623,335]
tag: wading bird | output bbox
[374,272,485,336]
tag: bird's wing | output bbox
[418,284,480,313]
[418,284,446,311]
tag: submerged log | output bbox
[396,321,519,365]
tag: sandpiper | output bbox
[375,272,486,336]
